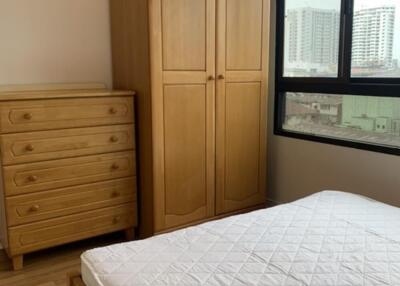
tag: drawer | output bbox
[0,97,134,133]
[6,177,137,226]
[3,151,136,196]
[0,125,135,165]
[8,204,137,256]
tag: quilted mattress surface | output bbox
[81,191,400,286]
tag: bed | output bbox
[75,191,400,285]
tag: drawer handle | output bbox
[112,191,121,198]
[25,144,35,152]
[109,107,118,114]
[28,175,38,182]
[29,205,40,212]
[24,113,33,120]
[110,136,119,143]
[111,163,120,171]
[113,216,121,224]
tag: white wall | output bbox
[0,0,112,87]
[267,0,400,208]
[0,0,113,249]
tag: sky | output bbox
[286,0,400,60]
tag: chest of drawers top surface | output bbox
[0,86,134,101]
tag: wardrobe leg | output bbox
[125,228,135,241]
[12,255,23,271]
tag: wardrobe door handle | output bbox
[110,136,119,143]
[28,175,38,182]
[30,205,40,212]
[111,191,121,198]
[25,144,35,152]
[207,75,215,81]
[109,107,118,114]
[218,75,225,80]
[24,113,33,120]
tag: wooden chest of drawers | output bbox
[0,84,137,270]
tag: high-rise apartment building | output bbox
[285,7,340,75]
[352,6,395,68]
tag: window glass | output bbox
[283,0,341,77]
[277,0,400,154]
[352,0,400,77]
[283,92,400,148]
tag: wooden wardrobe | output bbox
[110,0,270,237]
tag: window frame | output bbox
[275,0,400,156]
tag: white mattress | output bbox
[81,191,400,286]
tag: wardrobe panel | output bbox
[162,0,207,71]
[163,84,207,218]
[225,82,261,202]
[216,0,269,215]
[152,0,216,232]
[226,0,263,70]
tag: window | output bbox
[276,0,400,155]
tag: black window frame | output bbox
[275,0,400,156]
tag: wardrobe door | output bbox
[149,0,216,231]
[216,0,269,214]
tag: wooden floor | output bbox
[0,232,126,286]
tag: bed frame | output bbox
[68,272,86,286]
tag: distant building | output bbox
[285,93,342,127]
[285,7,340,76]
[285,100,319,126]
[342,96,400,134]
[352,6,396,69]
